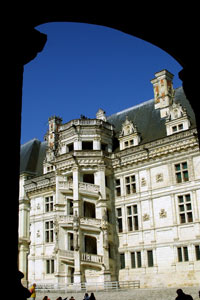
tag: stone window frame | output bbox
[131,251,142,268]
[116,207,123,233]
[174,161,189,184]
[177,246,189,262]
[126,204,139,231]
[45,220,54,243]
[46,259,55,274]
[125,174,136,195]
[177,193,193,224]
[45,195,54,212]
[115,178,121,197]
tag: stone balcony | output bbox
[59,250,103,266]
[58,180,100,196]
[81,252,103,265]
[59,215,102,229]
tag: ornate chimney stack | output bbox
[151,70,174,118]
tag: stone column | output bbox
[73,212,82,284]
[100,209,111,282]
[72,166,82,283]
[93,138,101,150]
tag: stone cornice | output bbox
[112,129,199,170]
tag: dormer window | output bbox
[119,116,141,150]
[165,103,190,136]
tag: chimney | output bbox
[151,70,174,118]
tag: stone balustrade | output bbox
[78,182,100,194]
[81,252,103,264]
[58,215,102,228]
[59,249,74,259]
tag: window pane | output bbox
[183,171,189,181]
[182,162,188,169]
[115,179,120,186]
[195,245,200,260]
[117,208,122,217]
[50,230,54,242]
[131,183,136,193]
[51,260,54,273]
[120,254,125,269]
[178,196,184,203]
[46,260,50,273]
[131,175,135,182]
[128,217,133,231]
[180,214,186,223]
[147,250,153,267]
[116,187,121,196]
[118,219,123,233]
[176,173,182,183]
[133,205,137,214]
[131,252,136,268]
[179,205,185,212]
[137,252,142,268]
[186,203,192,211]
[126,185,131,194]
[185,194,191,202]
[177,247,182,262]
[45,231,49,243]
[187,212,193,222]
[127,206,132,215]
[175,164,181,171]
[125,177,130,184]
[134,216,139,230]
[183,247,189,261]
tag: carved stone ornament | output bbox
[143,213,150,221]
[36,230,40,238]
[156,173,163,183]
[120,116,138,137]
[166,102,187,121]
[141,177,146,186]
[159,209,167,218]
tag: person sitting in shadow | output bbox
[176,289,193,300]
[89,293,96,300]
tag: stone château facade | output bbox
[18,70,200,288]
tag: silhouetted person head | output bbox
[177,290,184,296]
[176,289,193,300]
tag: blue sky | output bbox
[21,22,182,144]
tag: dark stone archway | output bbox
[6,13,199,298]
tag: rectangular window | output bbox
[127,205,139,231]
[177,246,189,262]
[147,250,154,267]
[115,179,121,197]
[125,175,136,194]
[131,251,142,268]
[116,208,123,233]
[45,221,54,243]
[120,253,125,269]
[175,162,189,183]
[178,194,193,224]
[67,198,73,215]
[82,141,93,150]
[45,196,54,212]
[195,245,200,260]
[46,259,54,274]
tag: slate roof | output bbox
[20,138,47,175]
[107,87,196,145]
[20,87,196,174]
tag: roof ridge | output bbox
[108,98,154,118]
